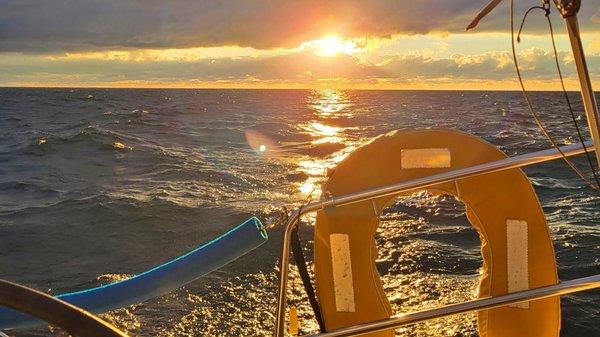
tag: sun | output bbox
[301,35,358,57]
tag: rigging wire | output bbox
[543,10,600,191]
[517,0,600,191]
[509,0,600,192]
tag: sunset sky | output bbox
[2,1,600,90]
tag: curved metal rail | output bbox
[274,141,596,336]
[0,279,128,337]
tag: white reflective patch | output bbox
[401,148,451,168]
[330,234,356,312]
[506,219,530,309]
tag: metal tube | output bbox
[302,141,593,214]
[302,274,600,337]
[0,279,129,337]
[274,209,300,337]
[273,141,594,335]
[564,14,600,170]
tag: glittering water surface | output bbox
[0,88,598,337]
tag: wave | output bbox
[15,125,132,155]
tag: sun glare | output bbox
[301,35,358,57]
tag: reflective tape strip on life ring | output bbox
[314,129,559,337]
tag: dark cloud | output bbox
[1,0,599,53]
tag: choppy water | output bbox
[0,88,598,337]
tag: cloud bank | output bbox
[2,46,597,89]
[1,0,599,53]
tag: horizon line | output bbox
[0,85,594,92]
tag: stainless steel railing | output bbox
[274,141,597,337]
[303,274,600,337]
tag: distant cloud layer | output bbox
[1,0,599,53]
[2,47,598,88]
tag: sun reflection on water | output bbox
[307,89,353,117]
[301,121,345,145]
[302,122,341,137]
[294,89,358,199]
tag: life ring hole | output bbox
[375,190,483,335]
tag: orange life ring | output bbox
[314,129,559,337]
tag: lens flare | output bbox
[245,130,281,157]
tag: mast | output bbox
[554,0,600,170]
